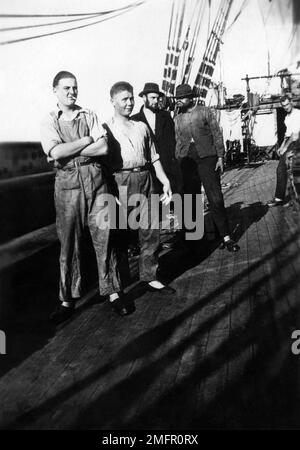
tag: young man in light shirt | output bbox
[104,81,176,295]
[268,94,300,207]
[40,71,126,323]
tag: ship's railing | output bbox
[0,171,55,244]
[0,171,57,321]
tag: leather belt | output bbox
[57,160,94,170]
[114,166,148,173]
[74,160,93,169]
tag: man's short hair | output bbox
[280,93,292,104]
[110,81,133,98]
[53,71,76,88]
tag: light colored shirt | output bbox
[40,105,106,161]
[143,107,156,134]
[106,118,159,169]
[285,107,300,138]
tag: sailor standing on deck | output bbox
[131,82,181,249]
[174,83,240,252]
[104,81,176,295]
[267,94,300,207]
[131,82,179,194]
[40,71,126,323]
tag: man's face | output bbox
[111,90,134,117]
[144,93,159,112]
[53,77,78,107]
[281,99,293,114]
[176,96,193,110]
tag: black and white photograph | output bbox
[0,0,300,433]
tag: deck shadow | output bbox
[5,230,300,429]
[76,270,300,430]
[0,231,99,378]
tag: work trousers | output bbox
[274,154,288,200]
[180,154,230,238]
[54,163,120,301]
[113,170,160,282]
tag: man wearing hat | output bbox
[131,82,178,192]
[174,83,239,252]
[132,83,182,249]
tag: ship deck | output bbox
[0,160,300,430]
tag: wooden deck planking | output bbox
[140,242,224,429]
[1,305,110,428]
[35,270,194,429]
[245,167,300,427]
[22,291,173,429]
[198,166,260,427]
[221,171,273,427]
[68,297,186,430]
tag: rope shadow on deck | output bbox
[126,275,300,429]
[0,169,270,381]
[71,254,300,429]
[151,201,269,287]
[4,228,300,430]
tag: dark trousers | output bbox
[55,163,121,301]
[275,154,288,200]
[180,154,230,238]
[113,170,160,282]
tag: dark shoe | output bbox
[50,304,75,325]
[110,297,130,316]
[267,198,283,207]
[128,244,140,258]
[161,241,175,250]
[146,284,176,295]
[219,239,240,252]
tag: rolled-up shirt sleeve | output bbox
[40,115,62,160]
[87,110,107,142]
[207,108,225,158]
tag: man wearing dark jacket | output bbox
[174,83,239,252]
[131,82,179,193]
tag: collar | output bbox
[142,105,157,116]
[186,103,198,114]
[109,115,136,125]
[54,104,88,119]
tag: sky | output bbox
[0,0,296,141]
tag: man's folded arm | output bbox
[49,137,93,160]
[80,136,108,156]
[40,115,92,160]
[80,112,108,156]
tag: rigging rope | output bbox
[194,0,233,101]
[0,3,142,18]
[225,0,249,34]
[0,1,144,46]
[207,0,211,46]
[0,14,101,33]
[168,0,186,94]
[162,0,187,95]
[184,0,206,84]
